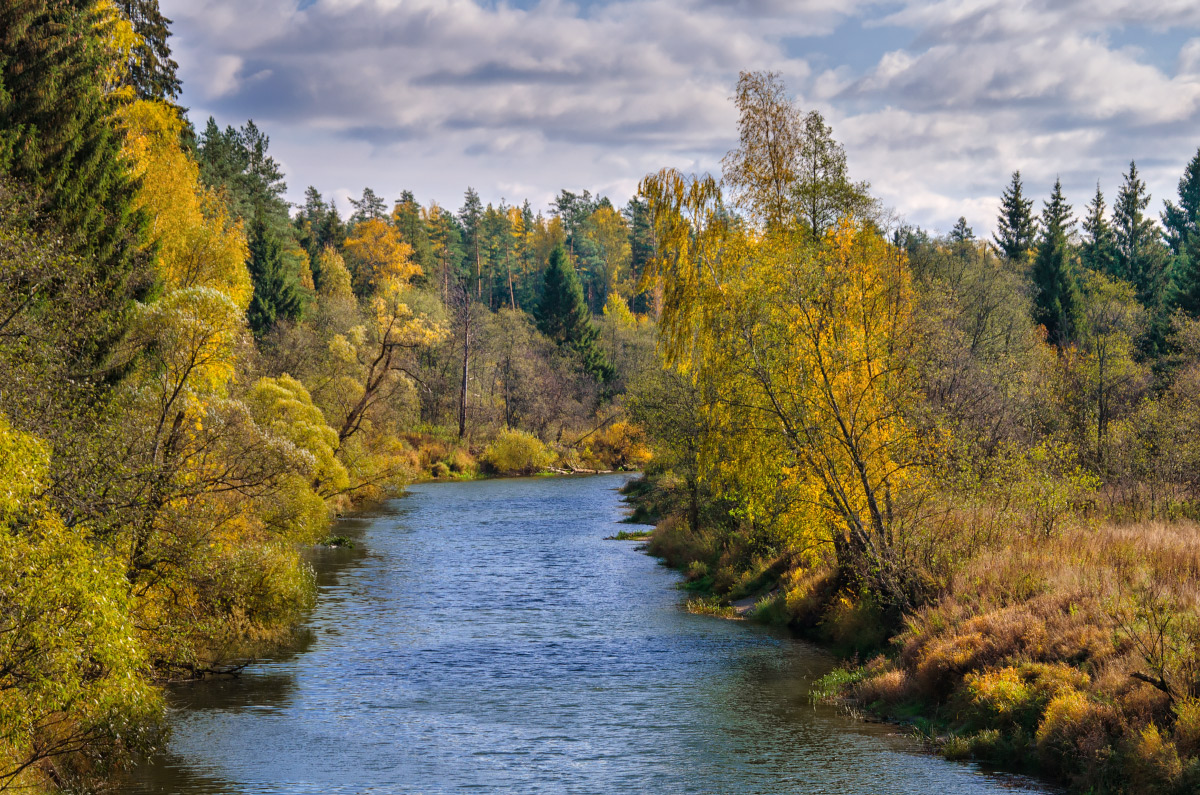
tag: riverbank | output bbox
[621,477,1200,795]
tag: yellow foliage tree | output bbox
[0,414,161,789]
[642,165,928,607]
[344,219,420,293]
[119,100,251,308]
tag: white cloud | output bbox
[161,0,1200,233]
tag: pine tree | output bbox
[536,245,612,381]
[247,211,303,335]
[1163,149,1200,317]
[993,171,1037,265]
[1113,161,1168,309]
[625,196,655,314]
[1162,147,1200,256]
[349,186,387,225]
[393,191,436,276]
[459,187,484,298]
[1031,179,1079,345]
[116,0,180,100]
[0,0,151,367]
[196,118,289,231]
[1081,183,1119,277]
[949,216,974,244]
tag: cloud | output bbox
[162,0,1200,235]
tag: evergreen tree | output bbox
[0,0,151,367]
[1162,147,1200,257]
[459,187,484,297]
[536,245,612,381]
[1163,149,1200,317]
[993,171,1037,265]
[625,196,655,314]
[794,109,875,239]
[949,216,974,244]
[196,118,289,230]
[349,186,387,225]
[1031,179,1079,345]
[247,211,303,335]
[116,0,180,100]
[1081,183,1119,277]
[294,186,328,260]
[1113,161,1168,309]
[317,202,346,253]
[393,190,436,276]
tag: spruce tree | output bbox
[1113,161,1168,310]
[949,216,974,244]
[349,186,388,224]
[116,0,180,100]
[1162,147,1200,257]
[536,245,612,381]
[247,211,303,336]
[0,0,151,367]
[394,190,436,276]
[1081,183,1119,277]
[1031,179,1079,346]
[459,187,484,297]
[993,170,1037,265]
[1163,150,1200,317]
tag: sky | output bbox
[161,0,1200,236]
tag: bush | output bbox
[1035,689,1122,783]
[585,421,653,470]
[482,429,555,475]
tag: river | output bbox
[126,474,1048,794]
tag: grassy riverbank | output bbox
[625,477,1200,794]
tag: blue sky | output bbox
[162,0,1200,236]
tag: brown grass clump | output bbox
[854,668,912,708]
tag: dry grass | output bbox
[863,518,1200,792]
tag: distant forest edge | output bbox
[4,2,1200,795]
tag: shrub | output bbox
[1035,689,1122,782]
[1128,723,1183,793]
[448,447,476,475]
[963,663,1088,733]
[481,429,555,475]
[585,421,653,470]
[1173,698,1200,757]
[646,514,720,570]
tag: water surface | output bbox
[128,474,1048,794]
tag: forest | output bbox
[4,2,1200,794]
[0,1,654,790]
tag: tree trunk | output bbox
[458,299,471,439]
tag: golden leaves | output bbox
[345,219,420,292]
[118,100,252,309]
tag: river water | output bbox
[127,474,1047,794]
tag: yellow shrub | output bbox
[1134,723,1183,785]
[1036,689,1121,778]
[854,669,911,707]
[966,667,1031,723]
[586,421,653,470]
[1174,698,1200,757]
[482,429,555,475]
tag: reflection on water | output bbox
[127,475,1048,794]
